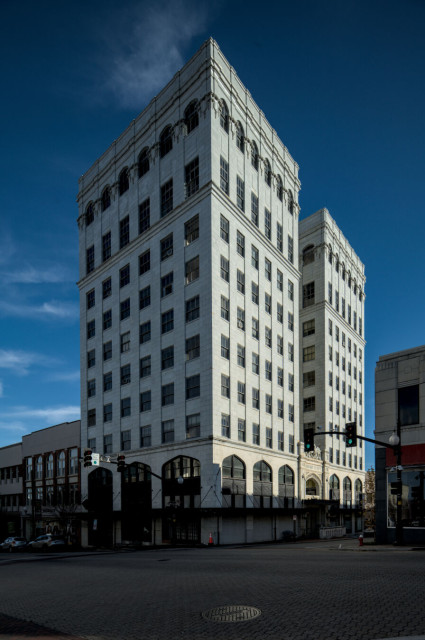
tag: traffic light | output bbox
[345,422,357,447]
[304,428,315,453]
[84,449,93,467]
[117,455,126,473]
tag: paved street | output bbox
[1,541,425,640]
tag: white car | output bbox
[0,536,27,552]
[27,534,66,551]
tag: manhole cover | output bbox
[202,605,261,623]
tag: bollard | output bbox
[358,534,364,547]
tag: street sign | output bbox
[92,453,100,466]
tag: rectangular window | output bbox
[87,349,95,368]
[120,298,130,320]
[103,371,112,392]
[162,383,174,406]
[87,319,95,339]
[265,292,272,314]
[186,413,200,439]
[288,280,294,301]
[221,334,230,359]
[252,388,260,409]
[252,282,259,305]
[328,282,333,304]
[277,302,283,323]
[288,312,294,331]
[253,423,260,445]
[103,340,112,360]
[185,156,199,197]
[304,396,316,412]
[140,425,151,448]
[236,230,245,256]
[265,360,272,380]
[138,198,150,234]
[303,282,315,307]
[264,208,271,240]
[162,419,174,443]
[265,258,271,281]
[221,374,230,398]
[278,431,284,451]
[103,405,112,423]
[88,408,96,427]
[221,414,230,438]
[266,427,272,446]
[103,309,112,331]
[288,343,294,362]
[220,295,229,320]
[121,397,131,418]
[119,216,130,249]
[160,234,173,261]
[120,331,130,353]
[140,355,151,378]
[139,285,151,309]
[161,272,173,298]
[161,309,174,334]
[185,256,199,284]
[103,433,112,453]
[161,179,173,217]
[277,335,283,354]
[276,223,283,252]
[220,255,229,282]
[186,295,200,322]
[265,326,272,348]
[238,419,246,442]
[186,334,200,360]
[139,249,150,275]
[140,391,151,412]
[399,385,419,426]
[87,379,96,398]
[102,277,111,299]
[102,232,111,262]
[139,321,151,344]
[220,156,229,194]
[236,176,245,211]
[237,269,245,294]
[288,235,294,263]
[161,346,174,370]
[237,344,245,367]
[220,215,229,242]
[237,381,245,404]
[277,269,283,291]
[251,192,258,225]
[266,395,272,415]
[86,289,95,310]
[237,307,245,331]
[252,317,259,340]
[120,364,131,385]
[303,319,315,336]
[251,245,259,269]
[288,373,294,392]
[277,367,283,387]
[288,405,294,424]
[86,245,95,274]
[185,214,199,245]
[303,371,316,387]
[252,352,259,374]
[186,374,200,399]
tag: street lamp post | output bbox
[389,419,403,545]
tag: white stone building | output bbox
[77,39,366,546]
[299,209,366,533]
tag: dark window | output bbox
[101,187,111,211]
[399,385,419,426]
[140,321,151,344]
[162,383,174,406]
[88,408,96,427]
[185,256,199,284]
[140,355,151,378]
[139,285,151,309]
[160,126,173,158]
[186,374,200,399]
[161,420,174,443]
[161,346,174,370]
[140,391,151,412]
[87,320,95,339]
[139,199,150,234]
[184,100,199,133]
[140,425,151,448]
[288,235,294,263]
[161,309,174,334]
[87,349,95,368]
[119,168,129,195]
[121,397,131,417]
[103,372,112,391]
[102,277,111,299]
[186,413,200,439]
[185,215,199,245]
[236,122,244,152]
[103,405,112,423]
[185,157,199,198]
[86,289,95,310]
[251,192,259,226]
[119,216,130,249]
[121,364,131,385]
[303,282,315,308]
[85,202,94,226]
[104,434,112,453]
[102,232,111,262]
[236,176,245,211]
[251,142,259,170]
[264,160,271,186]
[186,334,200,360]
[139,249,150,275]
[103,341,112,361]
[103,309,112,330]
[120,264,130,288]
[220,101,229,132]
[161,179,173,217]
[87,379,96,398]
[121,429,131,450]
[276,176,283,201]
[86,246,94,274]
[186,295,200,322]
[220,156,229,194]
[161,272,173,298]
[160,234,173,260]
[120,298,130,320]
[138,148,149,178]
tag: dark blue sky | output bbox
[0,0,424,468]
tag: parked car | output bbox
[26,534,66,551]
[0,536,27,552]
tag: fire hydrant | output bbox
[358,534,364,547]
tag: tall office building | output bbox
[77,39,365,546]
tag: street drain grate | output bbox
[202,605,261,623]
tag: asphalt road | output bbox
[1,542,425,640]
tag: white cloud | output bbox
[5,406,81,424]
[48,370,80,383]
[102,0,208,108]
[0,300,78,321]
[2,265,73,284]
[0,349,58,376]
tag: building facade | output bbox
[375,346,425,544]
[77,39,366,546]
[299,210,366,533]
[0,442,23,540]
